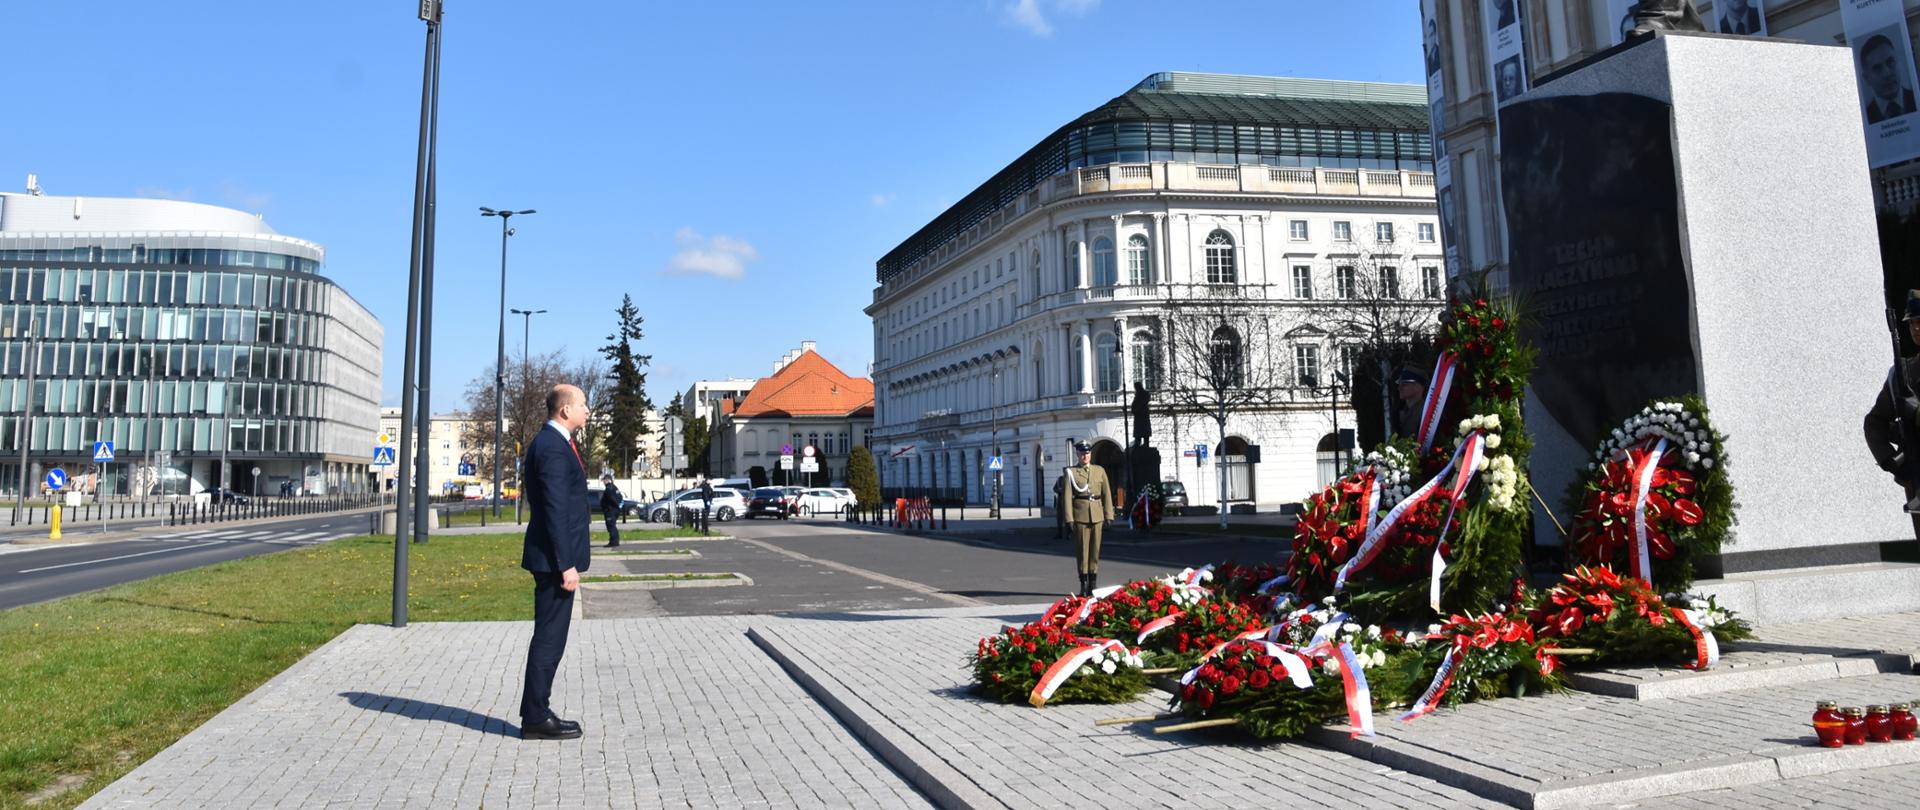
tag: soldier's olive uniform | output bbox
[1055,462,1114,592]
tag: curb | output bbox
[1565,652,1915,700]
[747,625,1011,810]
[580,573,752,590]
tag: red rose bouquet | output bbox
[970,621,1149,706]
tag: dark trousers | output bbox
[1072,521,1104,576]
[520,571,574,724]
[604,516,619,546]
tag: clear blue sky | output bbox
[5,0,1424,410]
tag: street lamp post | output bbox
[989,362,1000,519]
[481,206,535,519]
[11,316,40,523]
[395,0,444,627]
[1112,320,1132,524]
[509,307,545,521]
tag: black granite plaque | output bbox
[1500,92,1699,451]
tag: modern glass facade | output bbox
[0,193,382,498]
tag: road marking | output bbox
[18,541,228,574]
[730,536,987,607]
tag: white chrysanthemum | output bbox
[1485,433,1502,450]
[1366,625,1381,638]
[1321,659,1341,677]
[1428,623,1443,635]
[1100,660,1117,674]
[1702,458,1714,469]
[1343,622,1362,635]
[1685,451,1700,465]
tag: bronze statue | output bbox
[1629,0,1706,37]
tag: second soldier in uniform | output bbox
[1055,440,1115,596]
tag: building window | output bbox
[1337,344,1361,383]
[1333,221,1352,242]
[1095,332,1121,392]
[1375,222,1394,242]
[1292,266,1313,299]
[1204,230,1237,284]
[1126,234,1152,285]
[1030,250,1043,299]
[1422,265,1443,299]
[1381,266,1399,299]
[1092,237,1116,287]
[1130,330,1162,390]
[1336,266,1357,299]
[1289,220,1309,241]
[1208,326,1243,387]
[1294,345,1321,388]
[1418,222,1436,243]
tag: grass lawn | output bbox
[0,533,530,810]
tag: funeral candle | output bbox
[1845,707,1869,746]
[1892,703,1917,742]
[1866,705,1894,743]
[1813,701,1846,748]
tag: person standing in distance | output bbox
[1866,291,1920,540]
[599,474,623,548]
[1054,441,1114,597]
[519,383,592,741]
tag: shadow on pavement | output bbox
[339,691,518,738]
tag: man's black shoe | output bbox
[555,717,581,733]
[521,717,582,740]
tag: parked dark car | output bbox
[207,487,251,506]
[746,487,797,519]
[1159,481,1188,516]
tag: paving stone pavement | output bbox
[1622,760,1920,809]
[80,618,933,809]
[751,605,1495,809]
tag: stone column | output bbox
[1072,221,1089,289]
[1110,214,1125,286]
[1075,321,1093,394]
[1151,212,1167,287]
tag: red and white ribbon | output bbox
[1630,438,1672,585]
[1176,565,1215,588]
[1313,641,1375,738]
[1336,431,1482,597]
[1029,638,1130,707]
[1064,584,1126,626]
[1416,353,1459,453]
[1430,431,1486,613]
[1255,573,1292,594]
[1669,607,1721,670]
[1135,611,1185,644]
[1178,632,1314,691]
[1398,645,1460,722]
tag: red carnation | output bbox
[1249,670,1271,689]
[1221,676,1242,696]
[1030,660,1044,674]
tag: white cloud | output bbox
[870,192,897,207]
[666,227,759,280]
[1003,0,1098,37]
[135,186,196,201]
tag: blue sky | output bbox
[5,0,1424,410]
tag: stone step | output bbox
[1564,650,1914,701]
[1694,562,1920,626]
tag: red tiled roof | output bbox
[732,351,875,418]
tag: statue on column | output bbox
[1628,0,1706,38]
[1130,382,1151,445]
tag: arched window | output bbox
[1095,332,1121,392]
[1126,234,1152,285]
[1204,230,1237,284]
[1208,325,1243,387]
[1066,241,1082,290]
[1030,250,1043,299]
[1130,330,1162,390]
[1091,237,1116,287]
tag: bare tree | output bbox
[1158,292,1310,528]
[1318,232,1445,442]
[459,348,580,488]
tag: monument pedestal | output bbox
[1502,33,1915,621]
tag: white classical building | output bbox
[867,73,1444,511]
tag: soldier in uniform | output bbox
[1055,440,1115,596]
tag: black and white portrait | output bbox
[1495,56,1524,103]
[1858,27,1918,124]
[1492,0,1517,30]
[1717,0,1763,35]
[1425,15,1442,75]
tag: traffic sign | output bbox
[802,445,816,457]
[778,455,794,470]
[372,446,397,468]
[251,466,262,477]
[988,456,1004,471]
[1194,443,1209,460]
[799,459,820,474]
[377,433,394,446]
[458,462,475,476]
[45,469,67,490]
[93,441,115,462]
[781,443,794,456]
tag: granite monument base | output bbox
[1500,33,1912,620]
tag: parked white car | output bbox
[645,488,748,522]
[797,488,856,516]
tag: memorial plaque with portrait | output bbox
[1499,93,1697,451]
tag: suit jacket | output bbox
[1869,89,1917,124]
[1054,464,1115,523]
[521,425,591,574]
[599,484,621,514]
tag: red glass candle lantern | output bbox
[1812,700,1846,748]
[1845,707,1869,745]
[1892,703,1917,742]
[1866,705,1894,743]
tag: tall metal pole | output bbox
[492,215,509,518]
[394,0,441,628]
[12,317,39,521]
[412,10,445,545]
[510,307,544,512]
[989,363,999,519]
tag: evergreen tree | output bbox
[846,447,880,509]
[684,415,711,476]
[598,295,654,477]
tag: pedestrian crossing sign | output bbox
[93,441,115,462]
[372,446,397,468]
[988,456,1004,471]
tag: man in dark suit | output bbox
[1718,0,1761,35]
[519,383,592,741]
[599,474,622,548]
[1862,34,1917,124]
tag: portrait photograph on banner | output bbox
[1843,0,1920,167]
[1483,0,1527,118]
[1716,0,1768,35]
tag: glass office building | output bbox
[0,191,382,497]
